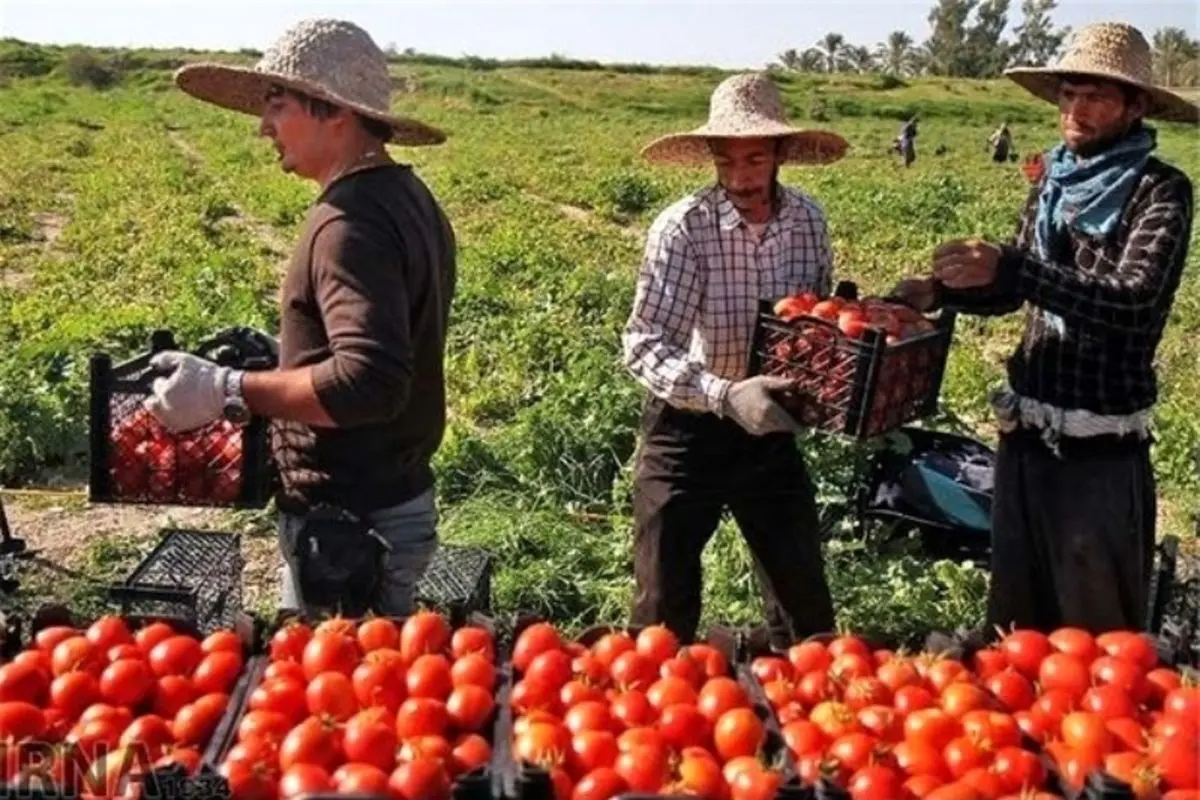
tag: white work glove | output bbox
[722,375,800,436]
[142,351,238,434]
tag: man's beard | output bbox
[1068,120,1139,158]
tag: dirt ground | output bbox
[0,489,283,617]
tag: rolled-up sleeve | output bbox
[621,214,730,415]
[308,217,413,427]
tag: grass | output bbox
[0,44,1197,641]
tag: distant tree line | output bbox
[771,0,1200,87]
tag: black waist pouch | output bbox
[290,506,391,617]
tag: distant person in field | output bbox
[142,19,457,618]
[895,114,918,167]
[622,72,849,648]
[892,22,1197,635]
[989,122,1013,163]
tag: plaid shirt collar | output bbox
[714,185,803,233]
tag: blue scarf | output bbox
[1034,127,1156,260]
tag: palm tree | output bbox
[818,33,846,73]
[879,31,915,75]
[846,46,878,74]
[800,49,826,72]
[1152,27,1199,86]
[776,49,802,71]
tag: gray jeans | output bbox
[278,488,439,617]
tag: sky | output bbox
[1,0,1196,70]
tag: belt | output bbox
[990,386,1152,458]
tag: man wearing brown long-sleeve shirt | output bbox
[143,19,456,617]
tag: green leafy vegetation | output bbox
[1,41,1196,641]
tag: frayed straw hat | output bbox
[1005,22,1199,125]
[641,73,849,166]
[174,18,446,145]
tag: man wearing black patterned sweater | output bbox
[894,22,1196,634]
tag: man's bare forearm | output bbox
[242,367,337,427]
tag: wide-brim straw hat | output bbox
[1005,22,1200,125]
[174,18,446,146]
[642,72,849,166]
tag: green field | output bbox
[0,46,1197,644]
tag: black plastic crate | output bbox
[200,613,499,800]
[0,610,251,800]
[88,327,278,509]
[1149,534,1200,668]
[417,544,495,616]
[750,299,956,440]
[106,529,245,635]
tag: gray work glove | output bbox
[143,351,240,434]
[721,375,800,436]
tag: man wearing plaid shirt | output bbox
[622,73,850,646]
[895,23,1197,634]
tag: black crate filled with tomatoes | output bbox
[88,327,279,509]
[0,609,252,799]
[497,616,807,800]
[751,283,956,440]
[742,627,1200,799]
[200,611,499,799]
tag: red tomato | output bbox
[148,636,203,678]
[452,732,492,775]
[85,616,134,654]
[355,617,400,653]
[269,622,313,663]
[450,626,495,661]
[713,708,764,761]
[511,623,563,674]
[389,756,451,800]
[446,684,494,732]
[788,641,832,675]
[848,764,903,800]
[590,633,635,670]
[301,632,360,680]
[100,658,155,707]
[0,661,50,706]
[1038,653,1091,699]
[395,697,450,740]
[999,630,1052,678]
[1061,711,1113,754]
[52,636,99,676]
[192,650,243,695]
[50,671,101,718]
[1048,627,1099,663]
[153,674,199,719]
[573,767,628,800]
[342,710,399,771]
[634,625,679,666]
[1096,631,1158,671]
[333,763,391,794]
[985,668,1035,713]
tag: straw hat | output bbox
[1005,22,1200,125]
[174,18,445,146]
[641,73,849,166]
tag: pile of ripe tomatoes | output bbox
[771,293,936,346]
[506,622,794,800]
[752,627,1198,799]
[0,616,244,797]
[108,408,244,504]
[218,612,497,799]
[762,293,944,435]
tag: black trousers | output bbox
[986,429,1156,635]
[629,397,836,647]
